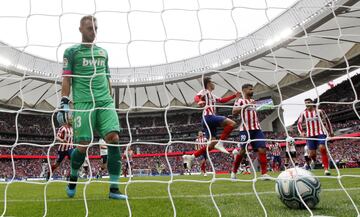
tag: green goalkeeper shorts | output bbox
[73,100,120,143]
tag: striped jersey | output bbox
[270,143,282,156]
[123,149,134,162]
[297,109,333,137]
[196,89,219,116]
[195,136,208,150]
[234,98,261,131]
[56,125,73,151]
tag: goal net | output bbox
[0,0,359,216]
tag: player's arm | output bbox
[297,112,305,137]
[105,52,113,97]
[194,91,206,107]
[57,49,73,125]
[320,110,334,136]
[216,92,241,103]
[232,99,243,116]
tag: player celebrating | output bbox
[57,15,127,199]
[297,98,334,176]
[183,77,240,169]
[231,84,270,180]
[99,139,108,176]
[270,142,282,172]
[46,122,74,181]
[122,148,133,177]
[195,131,208,176]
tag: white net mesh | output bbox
[0,0,359,216]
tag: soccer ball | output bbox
[275,168,321,209]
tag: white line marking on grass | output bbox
[1,187,360,202]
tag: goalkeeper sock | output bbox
[220,125,234,140]
[320,148,329,170]
[258,152,267,175]
[108,146,121,189]
[233,154,243,173]
[70,148,86,177]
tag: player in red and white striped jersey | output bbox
[297,98,334,176]
[122,148,133,177]
[270,143,282,172]
[231,84,270,180]
[183,77,240,170]
[195,131,208,176]
[47,122,74,180]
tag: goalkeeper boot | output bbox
[109,188,128,200]
[66,176,78,198]
[182,155,195,170]
[214,141,229,154]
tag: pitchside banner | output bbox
[256,98,274,111]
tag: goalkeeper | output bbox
[57,15,127,200]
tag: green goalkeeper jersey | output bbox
[63,44,112,103]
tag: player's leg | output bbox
[231,131,248,179]
[307,137,317,170]
[47,152,64,180]
[304,155,311,170]
[253,130,270,179]
[318,135,330,175]
[215,117,236,153]
[231,148,246,179]
[66,102,93,198]
[200,156,207,176]
[183,116,218,169]
[97,100,127,200]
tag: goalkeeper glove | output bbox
[57,96,70,125]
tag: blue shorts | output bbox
[202,115,226,139]
[273,156,281,164]
[306,134,327,150]
[239,130,266,151]
[57,149,74,163]
[201,153,208,160]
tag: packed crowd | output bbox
[0,138,359,179]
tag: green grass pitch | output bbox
[1,168,359,217]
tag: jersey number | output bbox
[75,116,81,128]
[240,135,247,142]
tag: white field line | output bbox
[1,187,359,202]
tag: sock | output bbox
[194,146,213,157]
[258,152,267,175]
[233,154,243,173]
[272,162,276,171]
[108,146,121,189]
[70,148,86,177]
[220,125,234,140]
[201,161,206,173]
[320,148,329,170]
[51,164,57,173]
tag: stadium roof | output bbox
[0,0,359,110]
